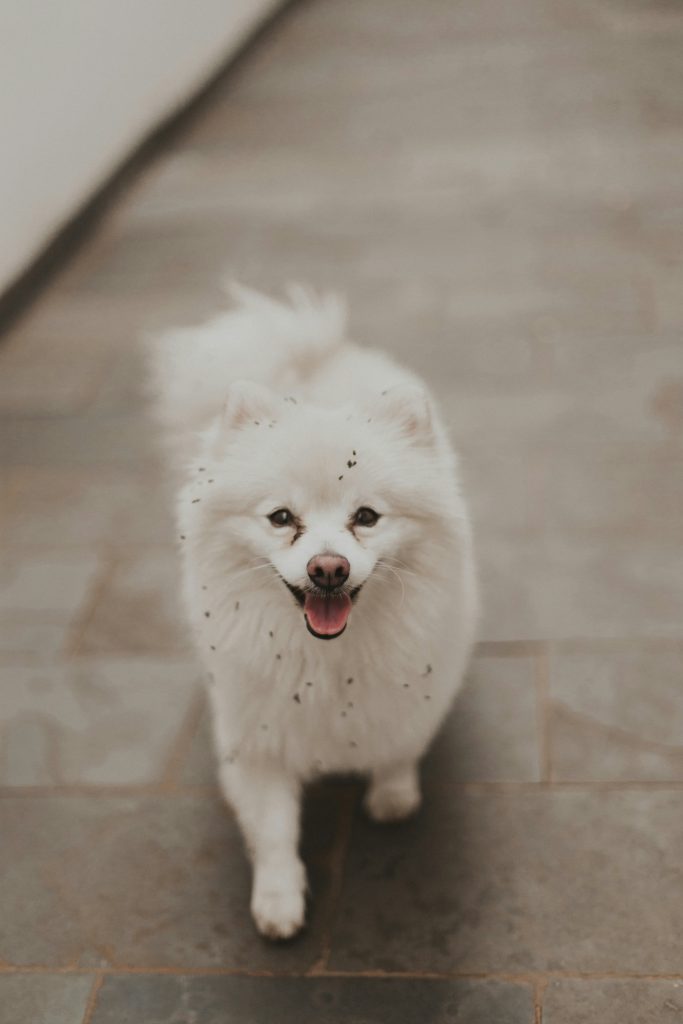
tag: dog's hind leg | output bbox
[219,759,306,940]
[364,761,422,823]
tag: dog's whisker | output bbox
[222,561,274,584]
[374,562,406,607]
[378,556,418,577]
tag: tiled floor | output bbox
[1,0,682,1021]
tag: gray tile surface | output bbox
[543,979,683,1023]
[329,789,683,973]
[424,656,541,783]
[549,646,683,781]
[0,974,94,1024]
[76,547,188,653]
[0,791,339,969]
[91,976,534,1024]
[0,548,101,616]
[3,469,175,546]
[0,659,201,785]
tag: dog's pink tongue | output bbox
[304,593,352,637]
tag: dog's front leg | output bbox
[219,758,306,939]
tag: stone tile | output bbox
[653,262,683,331]
[0,548,101,616]
[0,613,71,662]
[424,657,540,783]
[543,979,683,1023]
[479,533,683,641]
[0,344,109,415]
[0,791,339,968]
[61,205,540,301]
[5,469,174,546]
[0,411,156,467]
[77,547,189,654]
[471,440,683,641]
[92,345,153,415]
[3,286,215,353]
[537,445,683,541]
[0,469,16,525]
[459,445,543,542]
[549,646,683,781]
[91,976,534,1024]
[329,789,683,972]
[0,973,94,1024]
[0,658,201,785]
[443,376,683,451]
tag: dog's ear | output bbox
[221,380,276,431]
[375,383,434,443]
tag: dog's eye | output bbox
[268,508,294,528]
[354,506,380,527]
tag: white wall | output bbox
[0,0,281,295]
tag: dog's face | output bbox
[195,381,448,639]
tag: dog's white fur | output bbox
[149,285,478,939]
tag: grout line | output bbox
[80,974,104,1024]
[1,965,683,981]
[534,977,548,1024]
[308,786,357,975]
[535,645,552,783]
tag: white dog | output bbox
[149,285,478,939]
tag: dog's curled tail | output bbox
[147,282,346,447]
[222,280,347,357]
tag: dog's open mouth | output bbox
[284,582,361,639]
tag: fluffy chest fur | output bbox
[184,531,473,779]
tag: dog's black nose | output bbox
[307,553,350,590]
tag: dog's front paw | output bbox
[364,766,421,823]
[251,859,306,940]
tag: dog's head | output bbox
[187,380,455,639]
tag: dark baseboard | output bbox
[0,0,298,337]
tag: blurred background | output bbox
[0,1,682,1022]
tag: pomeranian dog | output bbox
[149,285,478,939]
